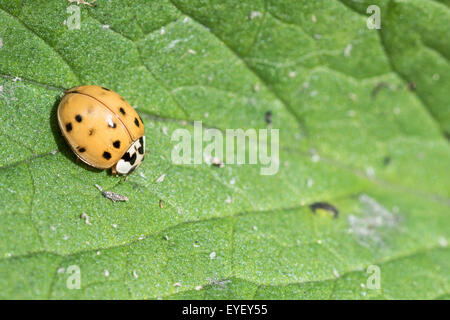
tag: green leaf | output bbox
[0,0,448,300]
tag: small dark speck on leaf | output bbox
[309,202,339,218]
[371,82,388,99]
[408,82,416,91]
[265,111,272,124]
[383,156,391,166]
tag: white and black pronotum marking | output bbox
[114,136,145,174]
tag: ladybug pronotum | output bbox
[57,85,145,175]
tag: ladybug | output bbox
[57,85,145,175]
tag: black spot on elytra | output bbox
[108,121,117,128]
[309,202,339,218]
[101,87,111,91]
[66,123,72,132]
[119,107,126,115]
[103,151,112,160]
[88,128,95,136]
[78,147,86,153]
[75,114,82,122]
[113,140,121,149]
[134,117,140,127]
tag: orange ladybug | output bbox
[57,85,145,175]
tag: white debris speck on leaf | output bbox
[230,178,236,185]
[307,178,314,188]
[344,44,353,57]
[360,283,366,288]
[253,226,258,231]
[112,224,118,229]
[162,126,168,135]
[310,90,318,97]
[311,154,320,163]
[209,252,216,259]
[183,17,191,23]
[333,268,340,278]
[133,270,138,279]
[393,107,401,115]
[311,15,317,22]
[138,234,144,241]
[174,282,182,287]
[96,251,101,255]
[164,235,169,241]
[253,83,260,92]
[289,71,297,78]
[139,172,146,179]
[156,174,166,183]
[168,39,181,49]
[102,24,110,29]
[314,34,322,39]
[349,93,357,101]
[225,195,232,204]
[104,269,110,277]
[249,11,263,19]
[160,27,166,35]
[348,194,399,246]
[0,37,3,49]
[317,239,322,244]
[193,241,200,248]
[195,285,203,291]
[57,267,65,274]
[207,278,231,288]
[50,226,56,231]
[347,110,356,117]
[204,112,209,118]
[365,167,375,179]
[432,73,440,81]
[0,85,3,92]
[63,235,69,240]
[439,237,448,247]
[80,212,92,225]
